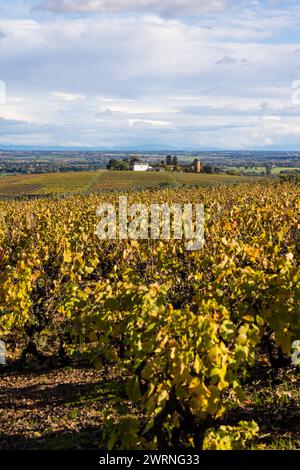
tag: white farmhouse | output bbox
[133,163,151,172]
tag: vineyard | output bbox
[0,181,299,450]
[0,170,258,197]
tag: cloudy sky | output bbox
[0,0,300,149]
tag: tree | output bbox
[166,155,173,166]
[265,166,272,177]
[172,156,178,167]
[202,164,213,174]
[213,166,222,174]
[107,159,116,170]
[130,156,141,165]
[107,159,130,171]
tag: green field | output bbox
[227,166,300,174]
[0,170,261,197]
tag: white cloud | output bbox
[1,1,300,148]
[129,119,171,127]
[36,0,229,16]
[51,91,86,101]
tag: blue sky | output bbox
[0,0,300,149]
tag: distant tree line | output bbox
[0,162,105,175]
[106,154,222,174]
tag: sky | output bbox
[0,0,300,150]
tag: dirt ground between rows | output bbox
[0,363,299,450]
